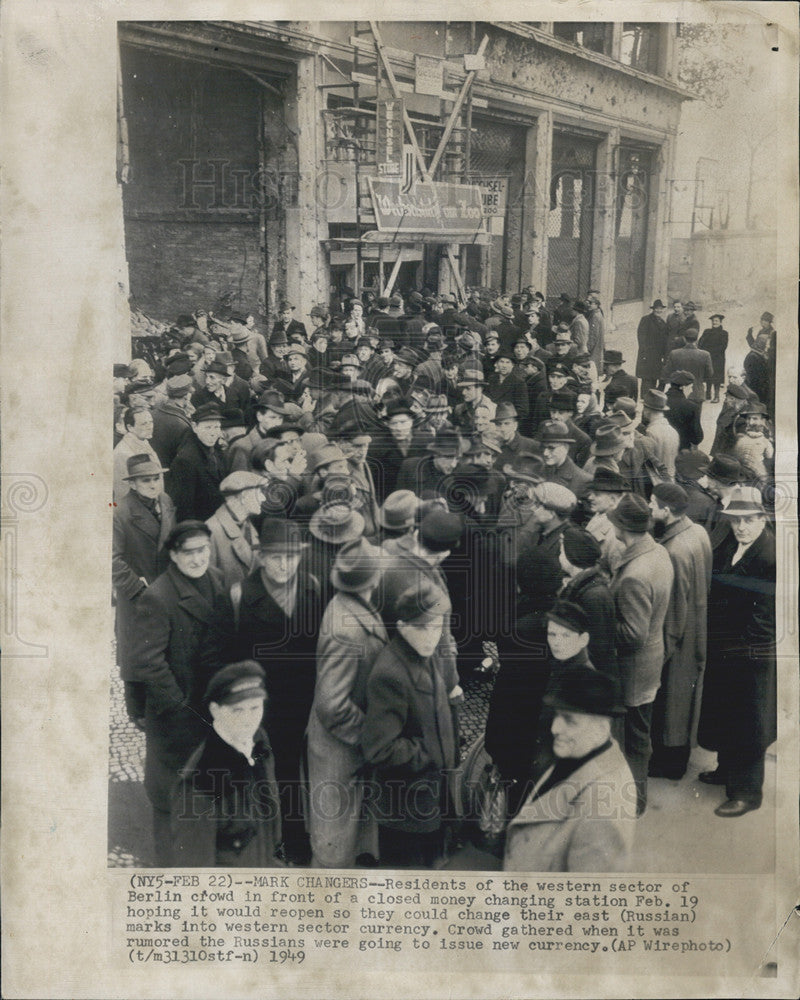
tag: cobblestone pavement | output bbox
[107,663,495,868]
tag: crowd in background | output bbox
[112,284,778,871]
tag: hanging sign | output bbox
[368,177,486,235]
[415,55,444,96]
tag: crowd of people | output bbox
[112,285,778,872]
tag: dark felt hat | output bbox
[650,299,666,310]
[642,388,669,412]
[590,425,626,457]
[309,503,365,545]
[492,402,519,422]
[587,467,628,493]
[205,360,229,376]
[603,350,624,365]
[706,454,743,485]
[419,508,463,552]
[220,407,246,429]
[544,664,626,718]
[612,396,638,418]
[607,493,652,533]
[426,427,461,456]
[537,419,575,445]
[503,453,544,485]
[561,526,601,568]
[258,518,307,552]
[205,660,266,706]
[674,449,711,481]
[549,390,578,413]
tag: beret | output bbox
[561,525,602,568]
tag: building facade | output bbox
[118,20,690,330]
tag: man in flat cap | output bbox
[648,483,712,781]
[128,520,225,864]
[636,299,668,394]
[608,494,674,815]
[516,482,577,583]
[201,518,323,864]
[113,405,159,501]
[205,471,264,588]
[168,402,227,521]
[151,374,195,470]
[171,661,283,868]
[113,454,176,725]
[503,664,635,873]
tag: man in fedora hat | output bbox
[201,517,321,864]
[600,351,637,414]
[205,470,263,588]
[307,502,366,609]
[661,326,714,407]
[641,388,679,478]
[503,664,635,872]
[129,520,225,864]
[227,390,286,472]
[113,454,176,725]
[697,454,746,549]
[698,314,729,402]
[285,341,309,391]
[422,393,452,435]
[486,350,530,420]
[491,401,539,470]
[272,300,307,342]
[113,405,159,500]
[330,421,379,538]
[674,449,716,527]
[546,324,578,362]
[168,402,228,521]
[608,494,674,815]
[584,466,629,569]
[453,368,497,429]
[665,370,704,450]
[307,538,388,867]
[369,399,431,504]
[171,660,282,868]
[636,299,668,394]
[547,390,592,467]
[536,420,592,501]
[697,486,776,817]
[293,443,352,522]
[191,357,234,410]
[647,483,712,781]
[396,426,462,505]
[378,489,420,546]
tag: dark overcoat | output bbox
[112,490,176,674]
[151,399,192,470]
[636,312,668,380]
[698,526,776,759]
[698,326,729,381]
[560,567,618,687]
[171,727,283,868]
[666,389,703,449]
[168,433,227,522]
[485,372,530,420]
[362,634,458,833]
[129,563,225,810]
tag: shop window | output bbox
[552,22,612,56]
[620,23,661,75]
[614,146,655,302]
[546,132,598,300]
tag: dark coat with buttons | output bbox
[171,727,283,867]
[362,634,458,833]
[168,433,227,522]
[129,562,225,810]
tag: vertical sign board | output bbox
[473,175,509,235]
[376,97,404,177]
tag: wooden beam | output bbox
[383,247,406,296]
[428,34,489,179]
